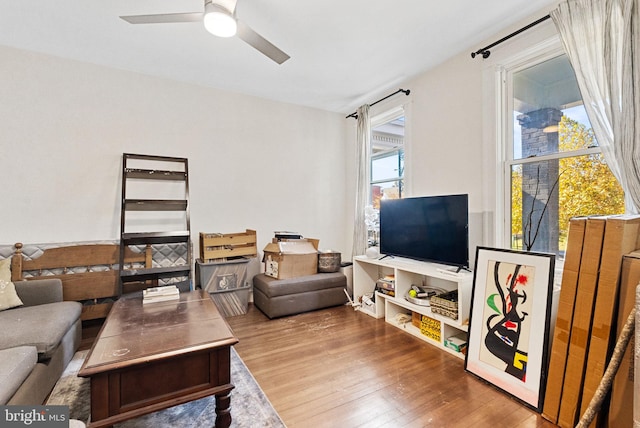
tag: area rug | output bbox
[46,348,286,427]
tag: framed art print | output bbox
[465,246,555,411]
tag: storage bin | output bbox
[209,284,251,317]
[318,251,341,273]
[196,257,250,292]
[430,290,459,320]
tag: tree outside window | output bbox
[508,54,624,255]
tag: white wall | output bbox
[373,4,559,268]
[0,45,349,259]
[1,5,560,269]
[403,53,485,267]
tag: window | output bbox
[363,107,405,248]
[503,51,624,256]
[370,111,405,210]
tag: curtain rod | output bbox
[471,14,551,59]
[346,88,411,119]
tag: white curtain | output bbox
[551,0,640,213]
[352,104,371,257]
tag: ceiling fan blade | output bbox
[236,20,290,64]
[120,13,203,25]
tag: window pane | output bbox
[372,152,402,181]
[371,180,403,210]
[370,112,405,211]
[372,116,405,154]
[510,156,624,253]
[512,55,595,159]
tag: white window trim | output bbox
[494,36,572,249]
[371,105,405,127]
[370,98,413,197]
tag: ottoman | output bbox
[253,273,348,318]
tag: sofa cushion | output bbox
[0,258,23,311]
[0,302,82,359]
[0,346,38,405]
[253,273,346,297]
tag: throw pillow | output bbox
[0,258,23,311]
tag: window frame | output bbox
[497,39,604,251]
[370,106,406,206]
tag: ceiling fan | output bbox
[120,0,290,64]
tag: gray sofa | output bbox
[0,279,82,405]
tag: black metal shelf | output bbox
[121,231,190,245]
[123,199,188,211]
[120,265,191,282]
[119,153,192,292]
[123,153,188,163]
[124,168,187,181]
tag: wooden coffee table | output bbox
[78,289,238,428]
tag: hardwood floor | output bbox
[80,302,559,427]
[227,304,558,428]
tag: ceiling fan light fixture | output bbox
[204,3,237,38]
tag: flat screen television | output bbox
[379,194,469,269]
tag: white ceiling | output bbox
[0,0,559,114]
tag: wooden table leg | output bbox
[214,390,232,428]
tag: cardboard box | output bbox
[419,315,441,342]
[581,215,640,423]
[444,333,468,354]
[412,311,421,328]
[543,217,587,423]
[558,216,606,428]
[263,238,319,279]
[608,251,640,428]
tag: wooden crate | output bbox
[199,229,258,261]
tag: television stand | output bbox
[437,266,471,275]
[352,255,473,359]
[378,254,394,260]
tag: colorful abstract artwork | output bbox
[465,247,555,412]
[480,261,535,381]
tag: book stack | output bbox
[142,285,180,304]
[274,231,303,241]
[376,275,395,297]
